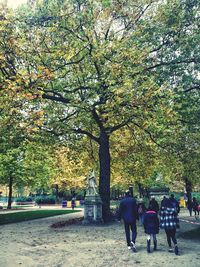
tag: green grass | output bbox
[0,209,80,225]
[12,205,34,209]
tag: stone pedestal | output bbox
[82,194,103,224]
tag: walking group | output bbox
[118,191,180,255]
[186,197,200,219]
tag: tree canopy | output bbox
[0,0,199,218]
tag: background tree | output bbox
[50,145,91,192]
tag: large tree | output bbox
[11,0,198,220]
[1,0,199,219]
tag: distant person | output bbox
[186,199,193,217]
[137,199,146,225]
[161,196,167,207]
[160,198,180,255]
[143,204,159,253]
[193,197,199,219]
[149,196,159,213]
[71,197,76,210]
[118,190,138,252]
[169,194,180,214]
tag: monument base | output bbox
[82,194,103,224]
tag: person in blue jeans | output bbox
[137,199,146,225]
[193,197,199,219]
[118,190,138,252]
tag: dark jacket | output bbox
[193,200,199,211]
[143,210,159,234]
[118,196,138,223]
[169,197,180,213]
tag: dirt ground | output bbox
[0,208,200,267]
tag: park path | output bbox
[0,209,199,267]
[180,217,200,226]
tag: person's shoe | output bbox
[175,245,179,255]
[147,240,151,253]
[153,240,157,251]
[130,241,137,252]
[168,248,173,253]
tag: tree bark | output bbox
[7,175,13,209]
[55,184,59,204]
[185,178,192,204]
[99,130,111,222]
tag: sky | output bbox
[0,0,27,9]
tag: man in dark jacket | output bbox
[118,191,138,252]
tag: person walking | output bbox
[143,204,159,253]
[161,196,167,208]
[186,199,193,217]
[149,196,159,213]
[118,190,138,252]
[169,194,180,214]
[137,199,146,226]
[71,197,76,210]
[193,197,199,219]
[160,198,180,255]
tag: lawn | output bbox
[0,209,80,225]
[12,205,35,209]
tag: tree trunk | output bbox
[129,186,133,197]
[185,178,192,204]
[55,184,59,204]
[99,130,111,222]
[7,175,13,209]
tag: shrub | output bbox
[35,195,56,204]
[75,194,85,200]
[192,192,200,202]
[15,196,33,203]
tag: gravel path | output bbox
[0,209,199,267]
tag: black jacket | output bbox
[144,210,159,234]
[118,196,138,223]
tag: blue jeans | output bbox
[139,214,144,225]
[124,221,137,246]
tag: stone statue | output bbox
[86,170,98,195]
[83,170,103,224]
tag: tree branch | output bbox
[107,114,138,134]
[184,85,200,93]
[91,108,104,130]
[42,93,70,104]
[58,111,77,122]
[72,128,100,143]
[127,122,168,150]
